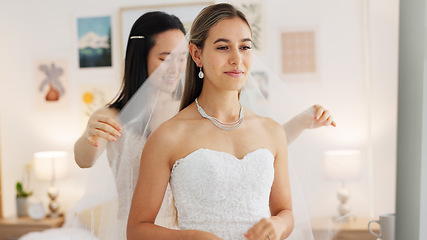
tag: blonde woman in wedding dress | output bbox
[127,3,295,240]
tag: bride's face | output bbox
[147,29,186,93]
[200,17,253,92]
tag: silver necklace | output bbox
[195,98,244,131]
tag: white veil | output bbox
[59,32,329,240]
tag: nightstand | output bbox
[0,216,64,240]
[311,218,379,240]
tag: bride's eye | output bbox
[217,46,228,50]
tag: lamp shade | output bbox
[324,150,361,181]
[33,151,68,182]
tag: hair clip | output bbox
[130,36,145,39]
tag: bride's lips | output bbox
[224,70,244,77]
[225,70,244,77]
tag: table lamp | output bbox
[34,151,68,218]
[324,150,361,221]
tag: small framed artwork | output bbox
[79,84,117,126]
[119,1,214,59]
[76,15,112,68]
[279,27,319,81]
[34,59,70,110]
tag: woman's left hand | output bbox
[244,218,280,240]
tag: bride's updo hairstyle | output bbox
[180,3,251,111]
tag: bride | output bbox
[127,3,293,240]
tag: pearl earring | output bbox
[198,67,204,79]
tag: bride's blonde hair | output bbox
[179,3,251,111]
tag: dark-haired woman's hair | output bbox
[109,11,186,110]
[179,3,251,111]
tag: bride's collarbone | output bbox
[169,117,275,161]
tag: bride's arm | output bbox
[126,122,223,240]
[282,104,336,145]
[246,121,294,240]
[127,123,184,239]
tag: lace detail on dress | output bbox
[170,148,275,240]
[171,159,183,173]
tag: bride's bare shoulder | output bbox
[147,103,198,143]
[245,109,287,140]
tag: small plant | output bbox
[16,181,32,198]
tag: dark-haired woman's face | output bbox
[147,29,186,93]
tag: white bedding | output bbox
[19,227,98,240]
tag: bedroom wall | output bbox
[0,0,398,220]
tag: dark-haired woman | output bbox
[74,11,186,167]
[73,12,186,237]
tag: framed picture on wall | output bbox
[34,58,70,111]
[279,27,320,81]
[76,15,112,69]
[119,1,214,59]
[79,84,117,128]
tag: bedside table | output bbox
[0,216,64,240]
[311,218,379,240]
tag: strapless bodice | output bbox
[170,148,275,240]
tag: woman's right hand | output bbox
[300,104,336,129]
[86,113,122,147]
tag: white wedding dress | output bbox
[170,148,275,240]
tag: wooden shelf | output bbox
[0,216,64,240]
[311,218,379,240]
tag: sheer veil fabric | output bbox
[66,35,323,239]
